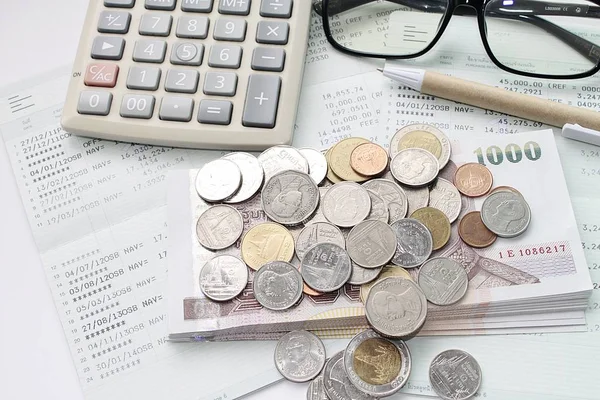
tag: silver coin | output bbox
[390,219,433,268]
[304,186,330,224]
[418,257,468,306]
[274,330,326,383]
[258,145,309,182]
[295,222,346,261]
[347,220,396,269]
[389,123,452,169]
[391,148,439,187]
[261,170,320,226]
[199,255,248,302]
[429,350,482,400]
[222,152,264,203]
[429,178,462,223]
[481,191,531,238]
[323,351,376,400]
[307,376,329,400]
[300,148,328,185]
[195,159,242,202]
[301,243,352,293]
[362,178,408,223]
[343,329,412,397]
[322,182,371,228]
[348,262,382,285]
[253,261,303,310]
[401,184,430,217]
[365,190,389,223]
[196,205,244,250]
[365,277,428,338]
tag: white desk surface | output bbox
[0,1,302,399]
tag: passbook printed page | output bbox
[0,10,599,400]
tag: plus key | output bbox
[84,63,120,87]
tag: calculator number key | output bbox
[127,66,161,90]
[208,45,242,68]
[78,91,113,115]
[165,69,200,93]
[213,18,247,42]
[120,95,156,119]
[218,0,251,15]
[242,74,281,128]
[170,42,204,66]
[198,100,233,125]
[204,72,237,96]
[176,16,210,38]
[256,21,289,45]
[98,11,131,34]
[133,40,167,63]
[139,13,173,36]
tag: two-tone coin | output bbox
[274,330,326,382]
[222,152,264,203]
[261,170,320,226]
[418,257,468,306]
[429,350,482,400]
[359,265,413,303]
[301,243,352,292]
[196,205,244,250]
[362,178,408,223]
[391,148,439,187]
[350,142,389,177]
[346,220,396,269]
[390,219,433,268]
[343,329,412,397]
[330,137,371,182]
[295,222,346,261]
[195,159,241,202]
[253,261,303,310]
[299,148,328,185]
[429,178,462,223]
[199,255,248,301]
[322,182,372,228]
[390,123,452,169]
[481,191,531,238]
[323,351,376,400]
[349,262,383,286]
[454,163,493,197]
[258,145,309,182]
[411,207,451,250]
[458,211,497,248]
[241,222,295,270]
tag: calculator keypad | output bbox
[78,91,113,115]
[204,72,238,96]
[133,40,167,62]
[218,0,251,15]
[181,0,214,12]
[165,69,200,93]
[198,100,233,125]
[176,16,210,38]
[170,42,204,65]
[126,66,161,90]
[259,0,292,17]
[256,21,289,44]
[91,36,125,60]
[208,45,242,68]
[160,96,195,121]
[145,0,176,10]
[98,11,131,33]
[139,13,173,36]
[120,94,155,118]
[213,18,247,41]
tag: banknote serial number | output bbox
[498,244,566,259]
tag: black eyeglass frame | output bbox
[320,0,600,80]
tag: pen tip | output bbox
[377,68,383,73]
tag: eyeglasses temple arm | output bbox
[488,0,600,18]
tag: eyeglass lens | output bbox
[325,0,600,76]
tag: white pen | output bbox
[378,65,600,146]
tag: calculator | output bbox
[61,0,312,150]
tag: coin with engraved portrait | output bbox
[195,159,242,202]
[347,220,397,269]
[258,145,309,182]
[481,191,531,238]
[418,257,468,306]
[323,351,376,400]
[306,376,328,400]
[253,261,303,310]
[411,207,451,250]
[199,255,248,302]
[262,170,320,226]
[349,262,383,286]
[241,222,295,270]
[343,329,412,397]
[363,178,408,223]
[295,222,346,261]
[390,219,433,268]
[390,123,452,169]
[300,148,328,185]
[222,152,264,203]
[454,163,493,197]
[360,265,413,303]
[196,205,244,250]
[429,178,462,223]
[365,277,428,338]
[274,330,326,383]
[365,190,389,223]
[301,243,352,292]
[322,182,371,228]
[391,148,439,187]
[429,350,482,400]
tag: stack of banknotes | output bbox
[167,129,592,341]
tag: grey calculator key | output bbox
[208,45,242,68]
[181,0,213,12]
[120,94,155,118]
[145,0,176,10]
[127,66,161,90]
[213,18,247,41]
[256,21,289,44]
[165,69,199,93]
[91,36,125,60]
[105,0,135,8]
[170,42,204,65]
[77,91,112,115]
[260,0,292,18]
[160,96,194,121]
[204,72,237,96]
[98,11,131,33]
[251,47,285,71]
[198,100,233,125]
[176,16,209,38]
[133,40,167,63]
[139,13,173,36]
[218,0,251,15]
[242,74,281,128]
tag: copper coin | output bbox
[411,207,451,251]
[329,137,371,182]
[453,163,493,197]
[489,185,523,197]
[458,211,497,248]
[350,143,389,176]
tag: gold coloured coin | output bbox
[240,222,295,270]
[353,338,401,385]
[329,138,371,182]
[390,124,451,169]
[411,207,451,250]
[325,148,343,184]
[359,265,413,303]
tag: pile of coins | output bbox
[274,328,482,400]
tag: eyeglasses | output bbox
[316,0,600,79]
